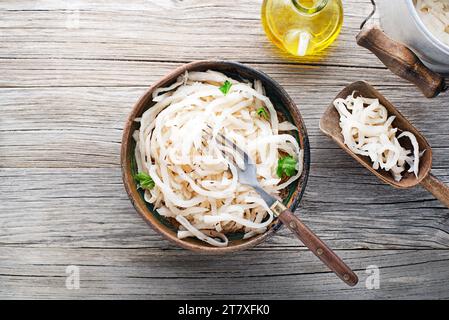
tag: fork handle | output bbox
[271,201,359,286]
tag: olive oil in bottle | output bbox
[261,0,344,56]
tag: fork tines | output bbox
[202,125,250,168]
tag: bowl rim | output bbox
[406,0,449,56]
[121,60,310,253]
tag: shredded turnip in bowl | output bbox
[333,93,423,182]
[133,70,303,247]
[415,0,449,46]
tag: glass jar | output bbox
[261,0,344,56]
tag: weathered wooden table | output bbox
[1,0,449,299]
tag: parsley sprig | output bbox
[256,107,269,120]
[276,155,298,178]
[219,80,232,95]
[133,172,155,190]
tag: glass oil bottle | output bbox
[261,0,344,56]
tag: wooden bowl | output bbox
[121,60,310,253]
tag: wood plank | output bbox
[1,68,449,169]
[0,0,383,67]
[5,57,448,89]
[1,247,448,299]
[0,58,402,88]
[1,168,448,249]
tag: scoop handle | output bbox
[356,25,445,98]
[420,173,449,208]
[270,202,359,286]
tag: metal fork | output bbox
[203,126,358,286]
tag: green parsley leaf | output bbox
[219,80,232,95]
[256,107,269,120]
[133,172,155,190]
[276,155,297,178]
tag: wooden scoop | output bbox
[320,81,449,208]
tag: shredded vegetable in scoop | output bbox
[133,70,303,246]
[334,93,423,182]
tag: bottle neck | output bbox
[292,0,329,14]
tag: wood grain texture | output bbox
[1,0,449,299]
[1,247,449,299]
[356,26,445,98]
[420,173,449,209]
[1,167,448,250]
[0,0,378,66]
[278,207,359,286]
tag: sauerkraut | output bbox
[333,93,423,182]
[415,0,449,46]
[133,70,303,246]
